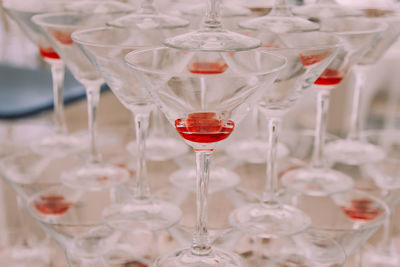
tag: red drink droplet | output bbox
[189,62,228,74]
[39,47,60,60]
[34,194,73,215]
[52,30,73,45]
[341,198,380,221]
[299,52,330,66]
[315,68,343,86]
[175,112,234,143]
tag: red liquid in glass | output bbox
[299,52,330,66]
[315,68,343,86]
[175,112,234,143]
[39,47,60,60]
[341,199,380,221]
[52,30,73,45]
[34,194,73,215]
[189,62,228,74]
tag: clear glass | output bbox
[239,0,320,33]
[229,31,342,238]
[281,17,387,196]
[163,0,261,51]
[1,0,84,157]
[72,26,183,232]
[32,10,132,191]
[125,47,287,266]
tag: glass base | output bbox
[169,167,240,194]
[224,140,289,164]
[126,137,189,162]
[163,29,261,52]
[60,163,129,191]
[153,247,247,267]
[108,12,189,29]
[325,139,386,165]
[102,200,182,232]
[66,250,108,267]
[239,16,319,32]
[281,167,354,196]
[31,133,85,158]
[362,243,400,267]
[229,203,311,238]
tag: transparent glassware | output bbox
[27,186,122,264]
[32,7,133,191]
[281,17,387,196]
[162,0,261,51]
[66,249,109,267]
[238,0,320,33]
[296,189,390,265]
[1,0,85,157]
[359,130,400,266]
[229,31,342,238]
[72,26,183,232]
[125,47,286,266]
[106,0,189,29]
[325,8,400,166]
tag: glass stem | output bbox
[347,66,365,141]
[134,112,151,200]
[138,0,156,14]
[49,60,67,135]
[84,82,102,164]
[270,0,292,16]
[262,117,281,206]
[191,150,213,256]
[311,89,331,169]
[203,0,222,30]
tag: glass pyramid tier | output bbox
[32,7,133,191]
[125,47,286,266]
[72,26,183,232]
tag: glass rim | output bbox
[71,26,159,49]
[125,46,288,76]
[321,17,388,36]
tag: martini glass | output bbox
[71,26,183,232]
[296,189,389,266]
[325,8,400,166]
[229,31,342,238]
[1,0,84,157]
[360,130,400,266]
[238,0,320,33]
[162,0,261,51]
[281,17,386,196]
[32,8,133,191]
[125,47,286,266]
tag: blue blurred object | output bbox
[0,64,108,119]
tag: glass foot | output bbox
[153,247,247,267]
[281,167,354,196]
[229,203,311,238]
[362,243,400,267]
[163,29,261,52]
[225,140,289,164]
[325,139,386,165]
[126,137,189,162]
[169,167,240,193]
[108,13,189,29]
[31,133,85,158]
[60,163,129,191]
[239,16,319,32]
[102,200,182,232]
[66,249,108,267]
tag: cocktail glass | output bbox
[162,0,261,51]
[32,7,133,190]
[71,26,183,232]
[1,0,84,157]
[125,47,286,266]
[325,7,400,165]
[281,17,386,196]
[229,31,342,238]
